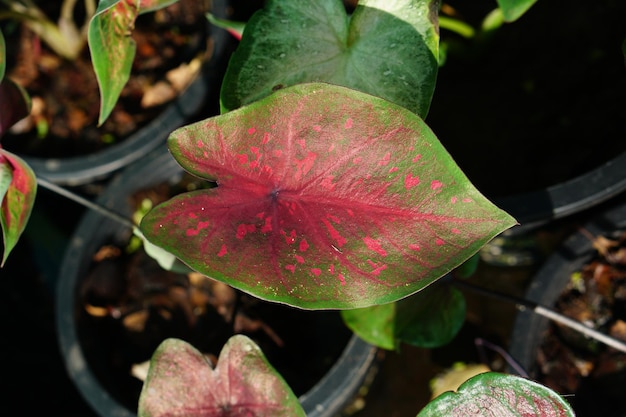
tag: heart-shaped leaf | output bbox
[220,0,439,117]
[141,83,516,309]
[138,336,306,417]
[0,149,37,267]
[88,0,178,125]
[417,372,575,417]
[341,281,465,350]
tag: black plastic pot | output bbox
[509,194,626,415]
[493,151,626,234]
[56,149,376,417]
[9,0,232,187]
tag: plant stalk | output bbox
[36,176,134,229]
[454,279,626,354]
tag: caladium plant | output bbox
[0,30,36,266]
[140,82,516,309]
[142,337,575,417]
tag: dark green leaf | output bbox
[220,0,439,117]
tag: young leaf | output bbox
[496,0,539,22]
[220,0,440,117]
[0,150,37,267]
[417,372,575,417]
[138,336,306,417]
[88,0,179,125]
[342,282,465,350]
[141,83,516,309]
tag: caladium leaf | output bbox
[0,149,37,267]
[138,336,306,417]
[141,83,516,309]
[341,282,465,350]
[417,372,575,417]
[220,0,439,118]
[88,0,179,125]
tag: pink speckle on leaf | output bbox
[353,157,362,164]
[322,219,346,247]
[217,245,228,257]
[404,173,420,189]
[451,196,458,204]
[250,146,261,160]
[311,268,322,277]
[463,198,473,203]
[248,127,256,135]
[282,229,297,244]
[338,273,346,285]
[237,154,248,164]
[412,154,422,162]
[321,176,335,191]
[196,140,203,148]
[285,264,296,273]
[295,255,305,264]
[261,216,273,233]
[236,223,256,239]
[451,228,461,234]
[313,125,322,132]
[344,118,353,129]
[262,132,270,144]
[431,180,443,190]
[364,236,388,257]
[186,228,200,237]
[378,152,391,166]
[409,244,421,251]
[436,238,445,246]
[299,239,309,252]
[389,166,399,173]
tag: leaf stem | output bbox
[36,176,134,229]
[453,279,626,354]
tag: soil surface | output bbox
[536,230,626,417]
[2,0,209,158]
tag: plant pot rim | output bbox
[55,146,376,417]
[509,193,626,375]
[494,151,626,235]
[17,4,228,187]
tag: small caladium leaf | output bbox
[206,14,245,40]
[220,0,439,118]
[496,0,539,22]
[342,281,465,350]
[88,0,179,125]
[417,372,575,417]
[141,83,516,309]
[138,336,306,417]
[0,149,37,267]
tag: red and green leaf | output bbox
[0,149,37,267]
[417,372,575,417]
[0,29,31,138]
[341,282,465,350]
[138,336,305,417]
[88,0,178,125]
[220,0,440,118]
[141,83,516,309]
